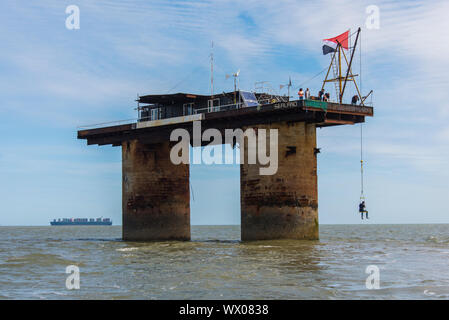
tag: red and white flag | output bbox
[322,30,350,55]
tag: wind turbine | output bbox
[226,69,240,104]
[279,76,292,99]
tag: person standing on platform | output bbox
[298,88,305,100]
[318,89,324,101]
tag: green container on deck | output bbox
[304,99,327,111]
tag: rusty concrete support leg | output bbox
[122,140,190,241]
[240,121,319,241]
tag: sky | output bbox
[0,0,448,226]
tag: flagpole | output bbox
[338,44,342,103]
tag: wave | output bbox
[116,247,139,252]
[5,253,78,267]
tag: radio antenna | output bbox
[210,41,214,98]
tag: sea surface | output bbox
[0,224,449,299]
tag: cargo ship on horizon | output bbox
[50,218,112,226]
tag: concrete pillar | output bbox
[122,140,190,241]
[240,121,319,241]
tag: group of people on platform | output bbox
[297,88,310,100]
[297,88,360,105]
[297,88,331,102]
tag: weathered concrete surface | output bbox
[122,140,190,241]
[240,121,319,241]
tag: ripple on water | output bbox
[116,247,139,252]
[4,253,79,268]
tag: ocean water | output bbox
[0,224,449,300]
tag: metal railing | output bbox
[78,97,373,131]
[194,102,243,114]
[77,115,156,130]
[77,118,138,130]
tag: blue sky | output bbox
[1,0,448,226]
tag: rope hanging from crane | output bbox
[357,30,368,219]
[359,122,368,219]
[360,123,364,200]
[359,30,364,201]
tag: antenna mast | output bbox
[288,76,292,100]
[210,41,214,98]
[233,70,240,104]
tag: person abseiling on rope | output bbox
[359,201,368,219]
[298,88,304,100]
[351,95,359,105]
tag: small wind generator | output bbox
[226,69,240,104]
